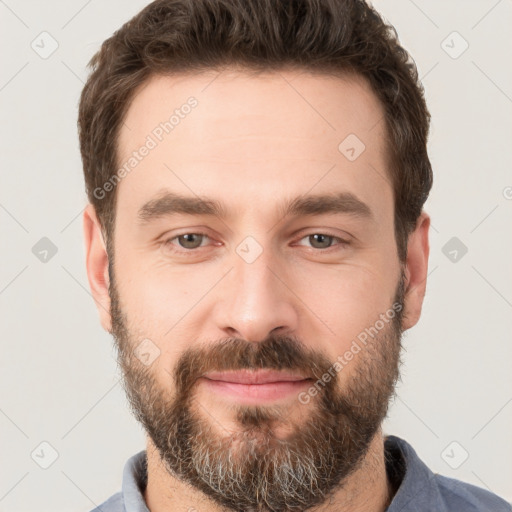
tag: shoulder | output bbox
[87,450,148,512]
[434,473,511,512]
[89,491,124,512]
[384,435,511,512]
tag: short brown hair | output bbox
[78,0,433,263]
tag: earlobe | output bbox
[401,211,430,331]
[83,203,112,333]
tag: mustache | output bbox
[172,334,334,397]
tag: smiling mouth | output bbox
[199,370,313,403]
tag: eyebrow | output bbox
[137,190,374,225]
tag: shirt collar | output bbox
[122,449,149,512]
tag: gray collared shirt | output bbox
[90,435,511,512]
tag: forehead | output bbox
[115,68,392,226]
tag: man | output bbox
[80,0,510,511]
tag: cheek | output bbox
[115,267,212,370]
[115,254,188,319]
[293,263,395,349]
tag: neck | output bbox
[143,428,393,512]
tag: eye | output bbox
[295,233,350,251]
[161,231,350,256]
[163,232,211,252]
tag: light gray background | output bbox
[1,1,511,510]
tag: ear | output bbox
[83,203,112,333]
[401,211,430,331]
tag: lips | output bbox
[203,369,311,385]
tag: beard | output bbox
[109,263,406,512]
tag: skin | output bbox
[83,68,430,511]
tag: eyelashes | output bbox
[161,231,351,256]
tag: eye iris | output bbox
[178,233,203,249]
[172,233,337,251]
[310,234,333,249]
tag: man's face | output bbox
[108,69,407,511]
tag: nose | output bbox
[213,245,299,343]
